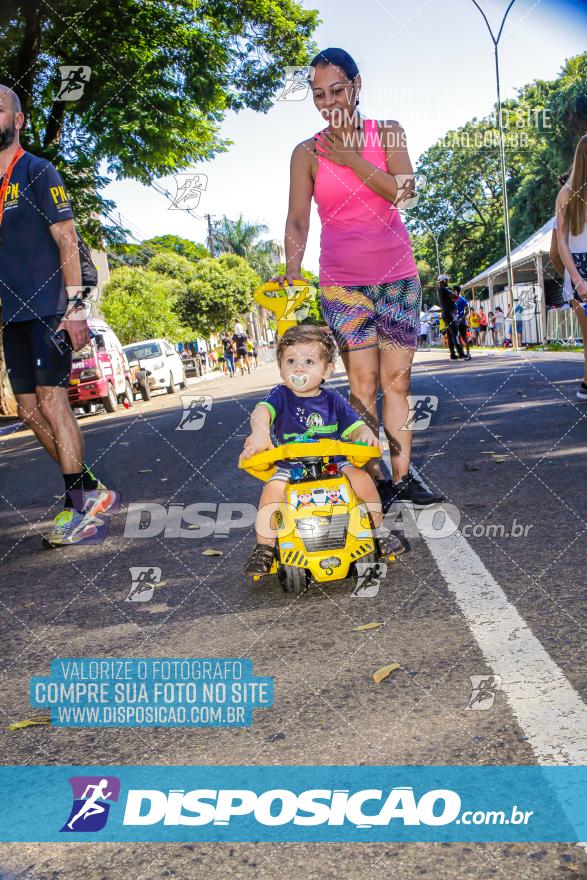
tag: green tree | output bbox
[212,214,280,280]
[101,266,188,344]
[110,235,209,267]
[408,52,587,287]
[177,253,259,336]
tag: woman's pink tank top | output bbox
[313,117,418,286]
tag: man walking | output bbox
[437,275,466,360]
[0,85,116,546]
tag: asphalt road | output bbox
[0,350,585,880]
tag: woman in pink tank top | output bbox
[274,48,444,508]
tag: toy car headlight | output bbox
[290,466,306,481]
[323,462,339,475]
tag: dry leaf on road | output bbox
[373,663,400,684]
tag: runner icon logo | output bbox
[401,395,439,432]
[125,566,162,602]
[169,173,208,211]
[352,562,387,598]
[61,776,120,832]
[56,65,91,101]
[277,66,315,101]
[177,395,213,431]
[466,674,503,711]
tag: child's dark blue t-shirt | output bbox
[257,383,364,444]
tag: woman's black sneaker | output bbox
[388,472,445,507]
[577,382,587,400]
[375,478,396,513]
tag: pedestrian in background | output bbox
[478,307,488,345]
[494,306,505,345]
[453,285,471,360]
[437,274,466,360]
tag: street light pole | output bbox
[470,0,518,349]
[403,211,441,277]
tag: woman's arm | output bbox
[549,227,564,276]
[284,142,313,279]
[556,186,587,299]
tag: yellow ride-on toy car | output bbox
[239,439,398,594]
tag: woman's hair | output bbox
[308,48,359,84]
[276,325,336,366]
[564,135,587,237]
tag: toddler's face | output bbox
[279,341,333,394]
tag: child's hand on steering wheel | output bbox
[239,432,274,463]
[350,425,380,447]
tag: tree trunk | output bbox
[43,101,67,149]
[0,307,17,417]
[14,0,42,124]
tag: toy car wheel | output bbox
[350,551,378,588]
[278,565,309,595]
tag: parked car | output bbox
[123,339,186,397]
[68,318,134,414]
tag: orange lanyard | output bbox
[0,146,24,227]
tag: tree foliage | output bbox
[407,52,587,287]
[100,265,189,345]
[176,253,260,336]
[0,0,319,244]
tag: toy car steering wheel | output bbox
[239,439,381,482]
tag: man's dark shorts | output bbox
[2,315,71,394]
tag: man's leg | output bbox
[36,385,84,474]
[15,392,59,460]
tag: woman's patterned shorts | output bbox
[320,274,422,352]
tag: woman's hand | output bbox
[270,271,306,286]
[575,278,587,302]
[350,425,380,447]
[239,432,274,463]
[314,130,360,168]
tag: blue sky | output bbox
[103,0,587,274]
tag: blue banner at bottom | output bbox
[0,766,584,842]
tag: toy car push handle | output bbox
[239,439,381,482]
[253,279,314,336]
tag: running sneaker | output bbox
[43,507,102,547]
[386,472,446,507]
[577,382,587,400]
[81,482,120,518]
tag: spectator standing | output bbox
[453,285,471,360]
[478,307,488,345]
[437,275,466,360]
[418,313,430,348]
[468,307,480,344]
[494,306,505,345]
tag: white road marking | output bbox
[380,439,587,766]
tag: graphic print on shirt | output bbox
[284,408,329,442]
